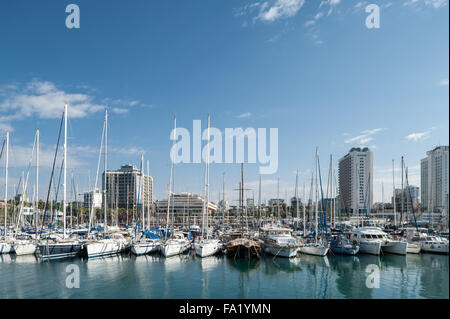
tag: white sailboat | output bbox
[131,154,161,256]
[36,104,82,259]
[1,131,13,254]
[194,115,222,258]
[86,109,126,258]
[161,116,190,258]
[298,148,329,257]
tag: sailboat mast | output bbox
[314,147,318,243]
[401,156,404,226]
[35,129,39,238]
[392,159,396,228]
[63,103,68,238]
[166,116,175,239]
[303,180,306,234]
[104,109,108,235]
[295,170,299,220]
[258,175,261,227]
[147,160,150,229]
[4,131,9,237]
[205,114,211,239]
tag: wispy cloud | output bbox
[439,78,449,86]
[0,79,105,120]
[404,0,448,9]
[405,130,431,142]
[344,128,383,145]
[112,107,129,115]
[256,0,306,22]
[236,112,252,119]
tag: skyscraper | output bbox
[102,164,153,210]
[420,146,449,214]
[338,147,373,215]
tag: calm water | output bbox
[0,252,448,299]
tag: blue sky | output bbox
[0,0,448,205]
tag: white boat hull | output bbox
[194,240,221,258]
[86,240,123,258]
[299,244,328,256]
[359,241,382,255]
[0,242,13,254]
[13,242,37,256]
[131,242,160,255]
[421,242,449,254]
[406,243,421,254]
[265,246,298,258]
[382,241,408,255]
[161,241,190,257]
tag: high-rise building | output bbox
[338,147,373,215]
[102,164,153,210]
[83,188,102,209]
[420,146,449,213]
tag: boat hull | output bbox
[161,241,190,258]
[330,244,360,256]
[382,241,407,255]
[194,240,221,258]
[86,240,123,258]
[131,242,160,255]
[37,242,82,259]
[13,242,37,256]
[421,242,449,254]
[264,245,298,258]
[0,242,13,254]
[406,243,421,254]
[299,244,328,256]
[359,241,382,255]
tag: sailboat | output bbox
[161,116,191,258]
[36,104,83,259]
[131,155,161,255]
[194,115,222,258]
[10,130,40,256]
[0,131,13,254]
[85,109,128,258]
[298,148,329,257]
[225,163,260,258]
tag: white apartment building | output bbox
[83,188,103,209]
[338,147,373,215]
[421,146,449,214]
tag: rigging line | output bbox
[0,139,5,161]
[87,116,105,236]
[39,111,64,236]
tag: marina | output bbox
[0,251,448,299]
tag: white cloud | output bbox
[344,128,383,145]
[405,130,431,142]
[112,107,129,115]
[404,0,448,8]
[304,20,315,26]
[439,78,449,86]
[236,112,252,119]
[256,0,306,22]
[0,79,105,120]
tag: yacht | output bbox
[351,227,407,255]
[161,232,191,258]
[12,239,37,256]
[298,240,329,257]
[194,238,222,258]
[131,237,161,255]
[421,235,449,254]
[36,237,83,259]
[330,233,360,255]
[85,232,129,258]
[0,241,13,254]
[260,226,298,258]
